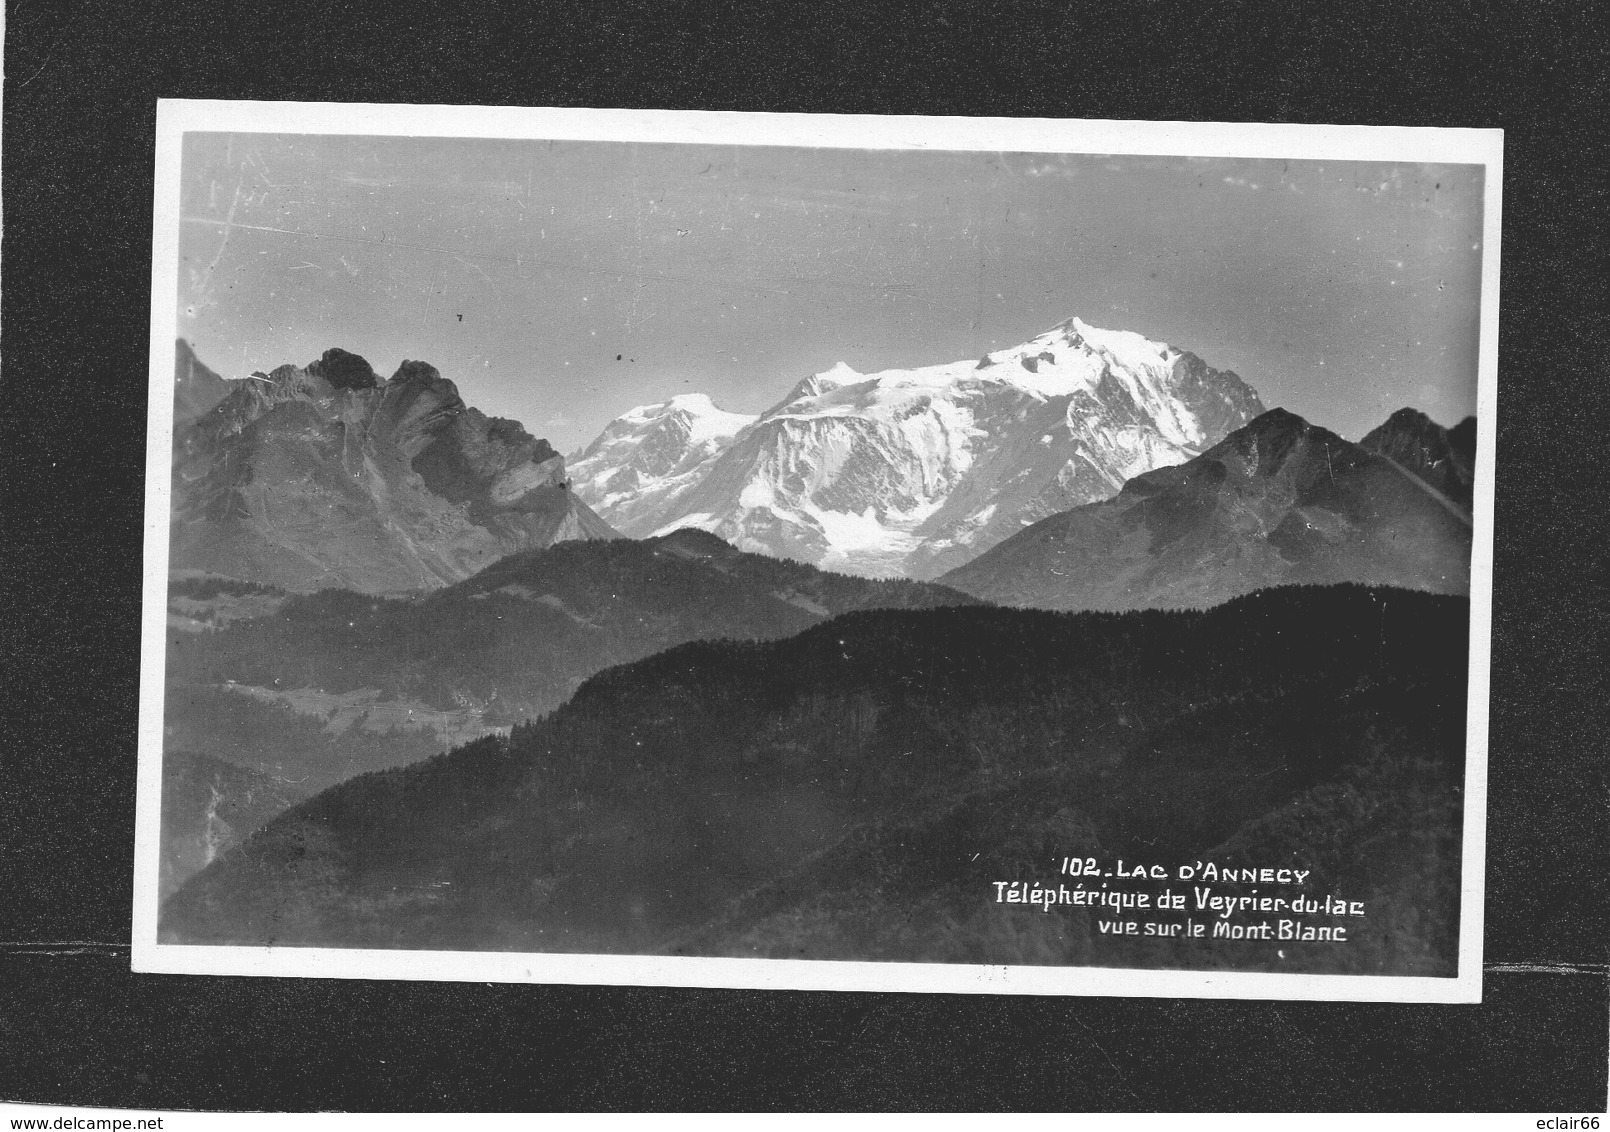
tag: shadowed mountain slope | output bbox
[941,408,1473,611]
[173,339,235,428]
[1359,407,1477,513]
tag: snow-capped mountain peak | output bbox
[573,316,1265,578]
[568,393,758,535]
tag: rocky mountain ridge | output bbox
[169,344,617,594]
[1359,406,1477,514]
[941,406,1475,611]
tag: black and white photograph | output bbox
[131,105,1499,1001]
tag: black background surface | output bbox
[2,0,1606,1111]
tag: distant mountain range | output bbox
[571,317,1265,578]
[162,585,1469,977]
[940,406,1475,611]
[169,343,617,594]
[171,333,1472,610]
[159,325,1478,966]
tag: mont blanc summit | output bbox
[573,317,1265,578]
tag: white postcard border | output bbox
[132,100,1502,1002]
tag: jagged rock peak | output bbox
[389,358,449,387]
[1358,405,1476,509]
[1379,405,1437,429]
[169,342,617,594]
[1359,406,1474,455]
[1360,406,1457,445]
[307,348,380,390]
[1239,406,1324,438]
[1204,407,1358,480]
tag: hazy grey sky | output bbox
[178,133,1483,451]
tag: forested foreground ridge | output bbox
[163,585,1468,976]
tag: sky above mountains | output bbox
[177,133,1483,452]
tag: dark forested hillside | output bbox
[164,585,1469,976]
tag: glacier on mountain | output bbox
[572,317,1265,578]
[568,393,758,538]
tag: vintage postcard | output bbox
[132,103,1500,1001]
